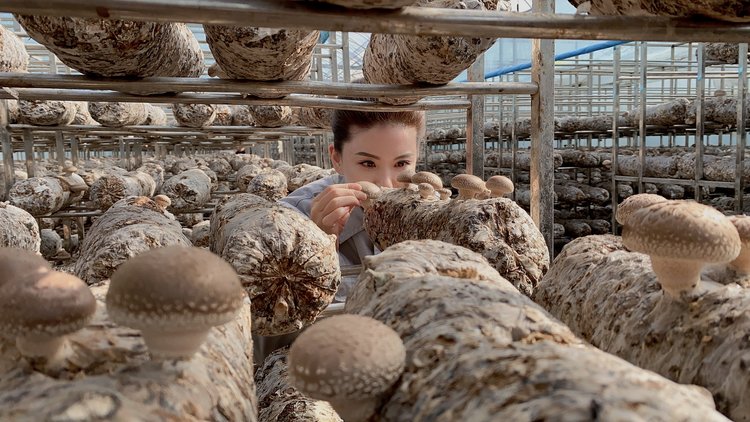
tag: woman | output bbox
[281,108,425,296]
[253,109,425,366]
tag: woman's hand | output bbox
[310,183,368,236]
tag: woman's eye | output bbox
[359,160,376,168]
[395,160,411,168]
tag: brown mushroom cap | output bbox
[437,188,452,200]
[616,193,668,226]
[289,314,405,422]
[623,201,741,297]
[153,194,171,210]
[107,246,245,359]
[0,247,51,288]
[418,183,435,200]
[0,270,96,360]
[396,169,416,185]
[451,174,485,200]
[728,215,750,273]
[412,171,442,190]
[485,175,514,197]
[357,181,381,198]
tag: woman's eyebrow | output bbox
[394,153,415,160]
[355,152,380,159]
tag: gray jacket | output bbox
[279,173,377,301]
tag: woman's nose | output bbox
[374,171,396,188]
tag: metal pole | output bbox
[531,0,555,258]
[22,129,35,178]
[638,41,647,194]
[466,54,485,178]
[55,130,65,168]
[695,43,706,202]
[0,100,13,199]
[70,135,80,167]
[610,46,622,234]
[736,43,748,213]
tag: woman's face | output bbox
[329,123,418,188]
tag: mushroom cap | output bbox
[396,169,416,184]
[63,165,78,174]
[437,188,452,199]
[485,175,514,195]
[418,183,435,199]
[289,314,405,401]
[451,174,485,192]
[106,246,245,331]
[616,193,668,226]
[0,271,96,338]
[412,171,443,189]
[0,248,52,287]
[728,215,750,248]
[357,181,381,198]
[153,194,172,208]
[622,201,741,263]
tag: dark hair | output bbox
[331,110,426,152]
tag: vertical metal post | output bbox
[118,136,126,167]
[70,135,80,167]
[530,0,555,258]
[466,53,485,178]
[133,139,143,168]
[22,129,35,178]
[342,32,351,83]
[736,43,748,213]
[695,43,706,202]
[0,100,13,199]
[610,46,622,234]
[638,42,647,194]
[55,130,65,168]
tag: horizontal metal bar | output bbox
[7,88,472,112]
[0,73,537,98]
[2,1,750,42]
[613,175,736,188]
[7,124,327,136]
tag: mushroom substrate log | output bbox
[88,172,155,211]
[255,348,342,422]
[362,187,549,296]
[209,194,340,336]
[0,202,40,252]
[534,234,750,421]
[363,0,503,104]
[89,102,148,127]
[0,25,28,73]
[203,26,318,98]
[18,100,76,126]
[567,0,750,22]
[0,281,257,421]
[171,103,217,128]
[9,176,76,216]
[74,196,191,284]
[343,239,728,421]
[15,16,204,94]
[160,168,213,212]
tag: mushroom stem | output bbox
[457,189,473,200]
[729,247,750,274]
[141,328,210,360]
[328,397,378,422]
[649,257,704,298]
[16,334,65,361]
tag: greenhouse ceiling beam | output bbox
[7,124,329,137]
[6,88,472,112]
[2,1,750,42]
[0,73,536,99]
